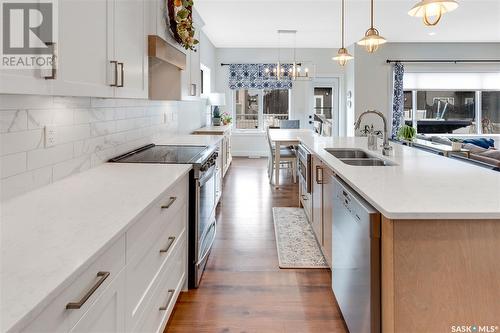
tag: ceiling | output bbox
[195,0,500,48]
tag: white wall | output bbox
[347,42,500,136]
[214,47,344,156]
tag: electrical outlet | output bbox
[44,126,57,148]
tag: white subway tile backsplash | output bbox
[0,95,204,201]
[1,110,28,133]
[27,143,74,170]
[53,155,91,181]
[1,166,52,201]
[1,152,27,178]
[1,130,43,155]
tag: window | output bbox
[404,90,499,135]
[313,87,333,119]
[402,72,500,135]
[200,64,211,98]
[263,89,289,128]
[234,89,290,130]
[481,92,500,134]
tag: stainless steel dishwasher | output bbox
[331,176,381,333]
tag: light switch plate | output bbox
[44,126,57,148]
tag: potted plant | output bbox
[221,112,232,125]
[360,125,382,150]
[397,124,417,142]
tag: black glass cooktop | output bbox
[109,144,208,164]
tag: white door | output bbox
[114,0,147,99]
[69,272,126,333]
[53,0,114,97]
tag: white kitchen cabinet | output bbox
[1,0,146,98]
[114,0,147,98]
[53,0,114,98]
[69,271,126,333]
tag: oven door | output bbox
[195,165,217,286]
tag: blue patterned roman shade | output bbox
[228,64,293,90]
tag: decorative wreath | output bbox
[167,0,199,51]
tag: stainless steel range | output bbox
[109,144,218,288]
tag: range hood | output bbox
[148,35,186,100]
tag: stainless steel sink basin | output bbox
[325,148,371,159]
[340,158,396,166]
[324,148,397,166]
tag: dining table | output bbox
[267,128,315,186]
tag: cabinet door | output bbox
[70,271,126,333]
[311,156,323,245]
[114,0,147,98]
[322,167,335,268]
[52,0,114,97]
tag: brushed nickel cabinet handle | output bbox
[159,236,176,254]
[117,62,124,87]
[159,289,175,311]
[66,271,110,309]
[161,197,177,209]
[109,61,118,87]
[43,42,57,80]
[315,165,323,184]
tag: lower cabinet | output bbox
[18,175,189,333]
[311,155,334,268]
[69,271,126,333]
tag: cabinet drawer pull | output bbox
[109,61,118,87]
[159,236,176,254]
[43,42,57,80]
[66,271,110,309]
[117,62,124,87]
[315,165,323,184]
[161,197,177,209]
[159,289,176,311]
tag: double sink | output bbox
[325,148,397,166]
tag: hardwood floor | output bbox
[165,157,347,333]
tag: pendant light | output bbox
[357,0,386,53]
[333,0,353,66]
[408,0,459,26]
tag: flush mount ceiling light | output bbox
[357,0,386,53]
[333,0,353,66]
[408,0,459,26]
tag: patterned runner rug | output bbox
[272,207,328,268]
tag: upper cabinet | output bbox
[113,0,147,98]
[53,0,115,98]
[1,0,147,99]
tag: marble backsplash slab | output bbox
[0,94,206,201]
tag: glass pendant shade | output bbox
[408,0,459,26]
[332,48,354,66]
[357,27,387,53]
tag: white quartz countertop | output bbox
[298,134,500,220]
[1,163,191,333]
[153,133,223,146]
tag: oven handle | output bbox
[196,220,216,267]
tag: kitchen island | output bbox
[297,133,500,333]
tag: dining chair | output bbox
[280,119,300,129]
[265,127,297,184]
